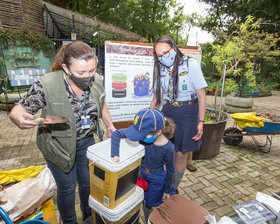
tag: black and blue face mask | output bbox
[68,73,94,90]
[66,66,95,90]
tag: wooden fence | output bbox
[0,0,45,34]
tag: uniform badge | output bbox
[179,71,188,76]
[81,115,90,129]
[182,84,187,90]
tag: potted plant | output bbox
[193,108,230,159]
[211,15,280,113]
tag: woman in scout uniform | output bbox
[150,35,207,193]
[9,41,116,224]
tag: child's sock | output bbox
[143,201,152,223]
[173,171,184,190]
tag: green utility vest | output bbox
[36,70,105,173]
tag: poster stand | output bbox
[113,120,133,130]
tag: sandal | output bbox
[186,164,197,172]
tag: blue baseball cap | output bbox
[123,108,165,141]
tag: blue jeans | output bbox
[46,137,94,224]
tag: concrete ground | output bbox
[1,91,280,223]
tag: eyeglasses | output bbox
[156,47,172,59]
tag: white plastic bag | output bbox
[256,192,280,216]
[205,215,237,224]
[0,167,57,223]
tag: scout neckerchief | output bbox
[167,57,189,101]
[167,65,175,101]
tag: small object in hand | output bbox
[45,118,52,123]
[44,116,68,124]
[26,118,45,123]
[26,116,68,124]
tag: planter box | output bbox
[223,95,254,113]
[193,109,230,160]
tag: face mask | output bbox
[159,49,177,67]
[69,73,94,90]
[141,135,158,144]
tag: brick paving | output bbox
[1,91,280,223]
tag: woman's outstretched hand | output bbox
[9,105,39,129]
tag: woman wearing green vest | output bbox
[9,41,116,224]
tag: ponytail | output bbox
[50,44,67,71]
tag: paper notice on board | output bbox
[105,42,154,122]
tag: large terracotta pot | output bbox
[193,109,230,160]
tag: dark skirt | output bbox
[162,103,202,153]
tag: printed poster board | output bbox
[105,41,202,124]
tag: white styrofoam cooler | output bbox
[87,138,145,172]
[89,186,144,223]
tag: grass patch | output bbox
[203,163,219,170]
[227,177,244,185]
[252,182,268,191]
[225,166,240,173]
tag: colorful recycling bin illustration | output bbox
[133,72,150,97]
[112,73,127,98]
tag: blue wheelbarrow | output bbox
[0,207,50,224]
[223,115,280,153]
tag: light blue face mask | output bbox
[159,49,177,67]
[141,135,158,144]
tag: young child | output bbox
[111,108,176,220]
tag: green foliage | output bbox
[198,0,280,93]
[200,42,217,78]
[206,78,237,94]
[15,52,34,61]
[205,110,218,123]
[86,25,142,47]
[205,78,218,90]
[204,109,228,123]
[224,79,238,94]
[255,82,278,93]
[49,0,185,42]
[0,27,53,58]
[255,59,280,89]
[199,0,280,34]
[211,16,280,97]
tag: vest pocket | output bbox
[46,137,72,170]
